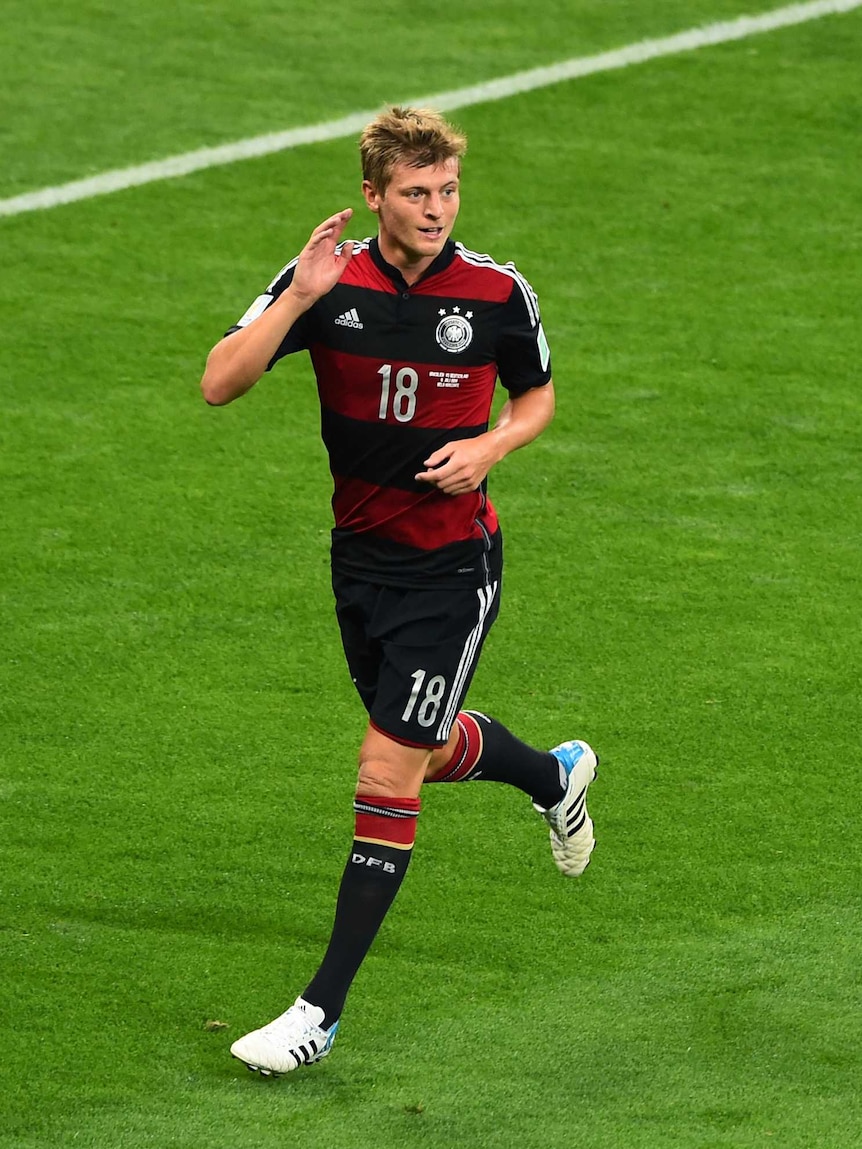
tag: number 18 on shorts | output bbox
[333,575,501,748]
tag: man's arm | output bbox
[200,209,355,406]
[414,382,555,496]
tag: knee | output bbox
[356,755,406,798]
[355,726,430,799]
[356,752,426,800]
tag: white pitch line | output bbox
[1,0,860,220]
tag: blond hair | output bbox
[359,106,468,192]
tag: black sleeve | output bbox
[495,276,553,396]
[224,258,313,370]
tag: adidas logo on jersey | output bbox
[335,308,364,329]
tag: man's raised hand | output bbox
[289,209,356,309]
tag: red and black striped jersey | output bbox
[229,237,552,588]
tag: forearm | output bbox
[200,285,312,406]
[414,381,555,495]
[486,381,555,465]
[201,210,356,406]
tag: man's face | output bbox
[363,156,460,270]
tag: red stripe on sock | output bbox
[427,711,483,783]
[354,797,420,847]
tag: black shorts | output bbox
[332,572,501,748]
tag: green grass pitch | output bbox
[1,3,861,1147]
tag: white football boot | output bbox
[230,997,339,1077]
[534,739,598,876]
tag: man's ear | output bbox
[362,179,381,213]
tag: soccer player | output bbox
[201,106,597,1077]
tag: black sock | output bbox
[428,710,566,809]
[302,796,418,1027]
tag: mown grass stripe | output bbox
[1,0,859,219]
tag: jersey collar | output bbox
[369,236,457,290]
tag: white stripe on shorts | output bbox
[435,581,499,743]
